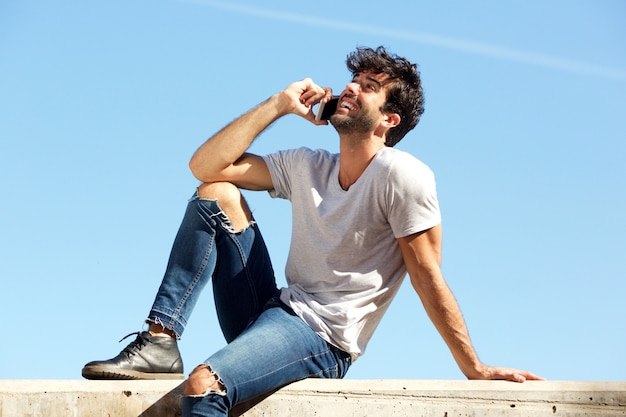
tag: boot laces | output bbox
[118,332,151,357]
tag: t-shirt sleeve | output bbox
[262,147,309,200]
[386,155,442,238]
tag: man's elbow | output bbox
[188,156,212,182]
[188,158,202,181]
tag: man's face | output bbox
[330,72,389,135]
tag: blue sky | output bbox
[1,0,624,382]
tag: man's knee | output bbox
[183,364,226,396]
[197,182,252,231]
[197,182,240,202]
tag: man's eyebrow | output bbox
[365,76,383,87]
[352,73,383,85]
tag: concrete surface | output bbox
[0,379,624,416]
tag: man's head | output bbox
[343,46,424,147]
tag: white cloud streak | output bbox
[180,0,626,81]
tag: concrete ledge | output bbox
[1,379,624,416]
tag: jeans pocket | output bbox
[311,364,340,379]
[309,345,351,379]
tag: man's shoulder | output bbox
[264,147,339,177]
[272,146,336,159]
[377,147,434,177]
[275,147,339,166]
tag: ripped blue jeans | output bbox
[148,193,351,416]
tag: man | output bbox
[83,46,542,416]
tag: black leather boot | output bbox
[82,331,184,380]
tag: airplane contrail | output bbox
[179,0,626,81]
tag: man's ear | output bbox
[382,112,401,128]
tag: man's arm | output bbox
[397,225,544,382]
[189,78,331,191]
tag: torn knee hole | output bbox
[184,364,226,397]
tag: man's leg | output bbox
[181,297,352,417]
[148,182,277,341]
[82,182,277,380]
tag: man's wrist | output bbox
[460,360,487,380]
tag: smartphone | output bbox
[315,96,339,121]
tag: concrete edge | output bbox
[1,379,624,417]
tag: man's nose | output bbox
[346,82,360,95]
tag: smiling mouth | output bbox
[339,96,358,111]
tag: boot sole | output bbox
[82,365,184,380]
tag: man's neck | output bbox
[337,133,386,190]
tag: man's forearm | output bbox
[413,273,485,378]
[189,94,284,182]
[188,78,330,183]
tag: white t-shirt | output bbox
[263,146,441,361]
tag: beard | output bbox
[330,107,377,135]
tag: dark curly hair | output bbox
[346,46,424,147]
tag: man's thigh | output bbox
[189,301,350,405]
